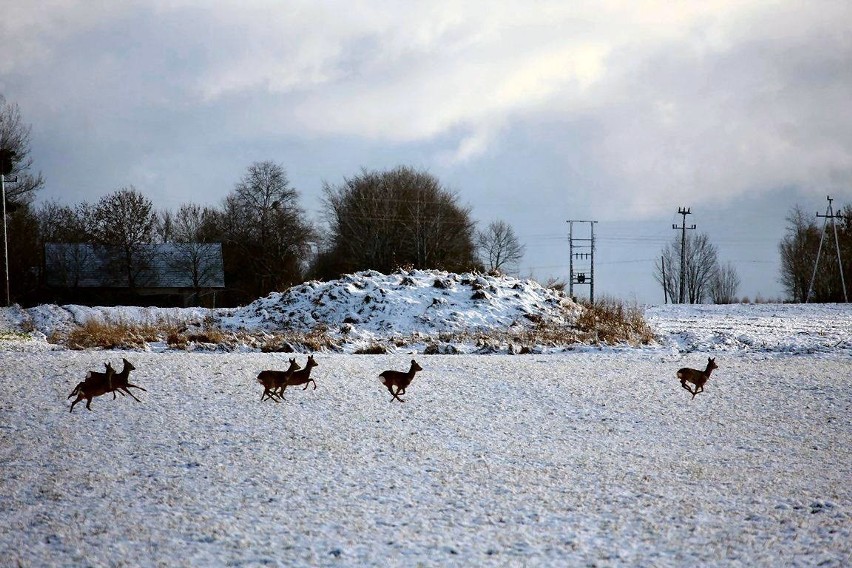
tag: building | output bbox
[44,243,225,306]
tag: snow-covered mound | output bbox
[1,269,851,355]
[219,269,581,338]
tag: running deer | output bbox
[281,355,319,393]
[379,359,423,403]
[676,357,718,399]
[105,358,145,401]
[69,362,116,412]
[257,358,300,402]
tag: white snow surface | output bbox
[1,270,851,566]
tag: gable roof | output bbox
[44,243,225,288]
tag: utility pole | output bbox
[567,219,597,304]
[0,148,16,307]
[0,172,8,306]
[672,207,696,304]
[806,195,848,303]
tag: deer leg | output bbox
[262,388,283,403]
[385,383,402,402]
[70,395,83,412]
[125,383,147,392]
[391,386,405,403]
[68,383,83,399]
[680,380,694,394]
[86,397,93,410]
[120,387,142,402]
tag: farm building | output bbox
[43,243,225,306]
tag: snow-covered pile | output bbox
[219,269,580,336]
[1,269,851,354]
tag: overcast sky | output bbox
[2,1,851,303]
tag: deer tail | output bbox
[68,382,82,398]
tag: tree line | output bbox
[652,202,851,304]
[779,204,852,302]
[3,94,848,306]
[2,96,525,306]
[5,163,528,307]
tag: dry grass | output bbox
[62,319,160,350]
[49,297,655,352]
[575,296,656,346]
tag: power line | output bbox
[567,219,597,303]
[672,207,696,304]
[807,195,848,303]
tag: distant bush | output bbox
[61,319,158,350]
[575,296,655,346]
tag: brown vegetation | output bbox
[47,296,654,353]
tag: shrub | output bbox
[575,296,655,345]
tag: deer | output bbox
[105,358,145,401]
[257,358,300,402]
[68,362,116,412]
[281,355,319,393]
[379,359,423,403]
[676,357,718,399]
[81,358,145,402]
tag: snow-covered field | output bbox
[1,286,850,565]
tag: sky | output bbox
[2,0,851,304]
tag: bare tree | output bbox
[233,160,299,244]
[0,95,44,206]
[779,203,851,302]
[685,233,720,303]
[167,203,222,304]
[710,261,741,304]
[654,245,679,303]
[154,209,174,244]
[36,201,95,290]
[654,232,720,303]
[36,201,85,243]
[87,187,156,289]
[476,220,524,273]
[319,166,478,276]
[213,161,315,299]
[779,205,819,302]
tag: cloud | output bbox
[586,2,852,215]
[3,1,851,218]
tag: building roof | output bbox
[44,243,225,288]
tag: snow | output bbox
[1,270,850,566]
